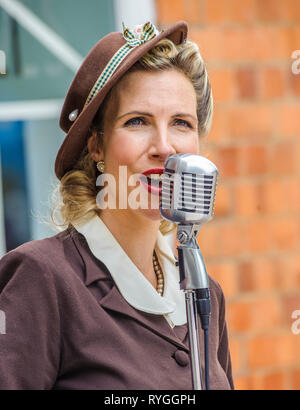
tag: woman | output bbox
[0,21,234,390]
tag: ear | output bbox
[87,132,104,162]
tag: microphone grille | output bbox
[160,155,218,224]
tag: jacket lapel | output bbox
[99,284,189,352]
[70,226,189,351]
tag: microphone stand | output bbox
[176,223,211,391]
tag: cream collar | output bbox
[73,215,186,326]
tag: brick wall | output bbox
[155,0,300,389]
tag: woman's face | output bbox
[93,68,200,221]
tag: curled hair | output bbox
[51,38,213,235]
[134,39,213,136]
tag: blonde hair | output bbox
[51,38,213,234]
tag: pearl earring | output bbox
[68,108,79,122]
[97,160,105,173]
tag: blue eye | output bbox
[174,119,192,128]
[124,117,146,127]
[123,117,193,129]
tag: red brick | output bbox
[227,104,273,139]
[281,0,300,22]
[217,221,245,256]
[261,68,285,99]
[250,257,280,292]
[292,332,300,363]
[227,296,281,333]
[279,104,300,138]
[203,0,256,24]
[244,218,272,253]
[270,217,298,251]
[184,0,202,23]
[203,0,227,23]
[239,261,255,292]
[227,301,252,332]
[273,179,300,215]
[252,297,282,331]
[189,28,223,63]
[253,27,294,61]
[276,254,300,290]
[248,371,286,390]
[274,27,297,59]
[229,0,256,23]
[283,178,300,214]
[234,372,286,390]
[202,27,290,63]
[156,0,300,391]
[281,294,300,328]
[174,22,295,64]
[287,27,300,54]
[256,0,283,22]
[288,70,300,96]
[200,143,218,166]
[263,371,285,390]
[222,27,281,62]
[296,141,300,173]
[248,333,295,368]
[268,141,297,175]
[206,105,227,142]
[209,69,234,103]
[221,28,254,62]
[157,0,202,23]
[235,69,257,99]
[229,338,244,374]
[197,223,218,259]
[216,146,240,177]
[261,178,284,215]
[234,182,263,217]
[155,0,185,24]
[239,257,280,293]
[192,27,280,64]
[206,260,238,298]
[232,27,293,61]
[214,183,232,217]
[241,145,267,175]
[233,375,252,390]
[291,369,300,389]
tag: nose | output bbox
[148,127,176,162]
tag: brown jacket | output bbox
[0,226,234,390]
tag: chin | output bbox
[137,208,162,222]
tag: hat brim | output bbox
[55,21,188,180]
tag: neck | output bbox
[98,209,161,281]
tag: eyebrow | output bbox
[116,111,197,122]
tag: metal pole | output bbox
[185,290,203,390]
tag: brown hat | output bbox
[55,21,188,180]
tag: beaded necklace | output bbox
[153,251,164,296]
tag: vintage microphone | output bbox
[160,153,218,390]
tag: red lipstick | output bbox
[140,168,164,195]
[142,168,164,176]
